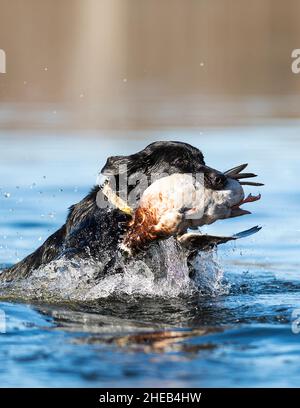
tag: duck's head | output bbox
[201,162,263,225]
[197,164,263,225]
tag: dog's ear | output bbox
[101,153,145,176]
[101,144,154,176]
[101,156,129,175]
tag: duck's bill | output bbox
[230,193,261,218]
[178,225,262,251]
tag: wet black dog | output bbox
[0,141,260,282]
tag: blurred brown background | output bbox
[0,0,300,129]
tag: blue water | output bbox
[0,126,300,387]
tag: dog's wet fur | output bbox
[0,141,241,282]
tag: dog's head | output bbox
[102,141,204,176]
[101,141,226,192]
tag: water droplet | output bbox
[3,192,10,198]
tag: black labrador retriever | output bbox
[0,141,262,282]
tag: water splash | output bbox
[0,238,227,302]
[192,250,230,296]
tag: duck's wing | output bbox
[178,225,262,251]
